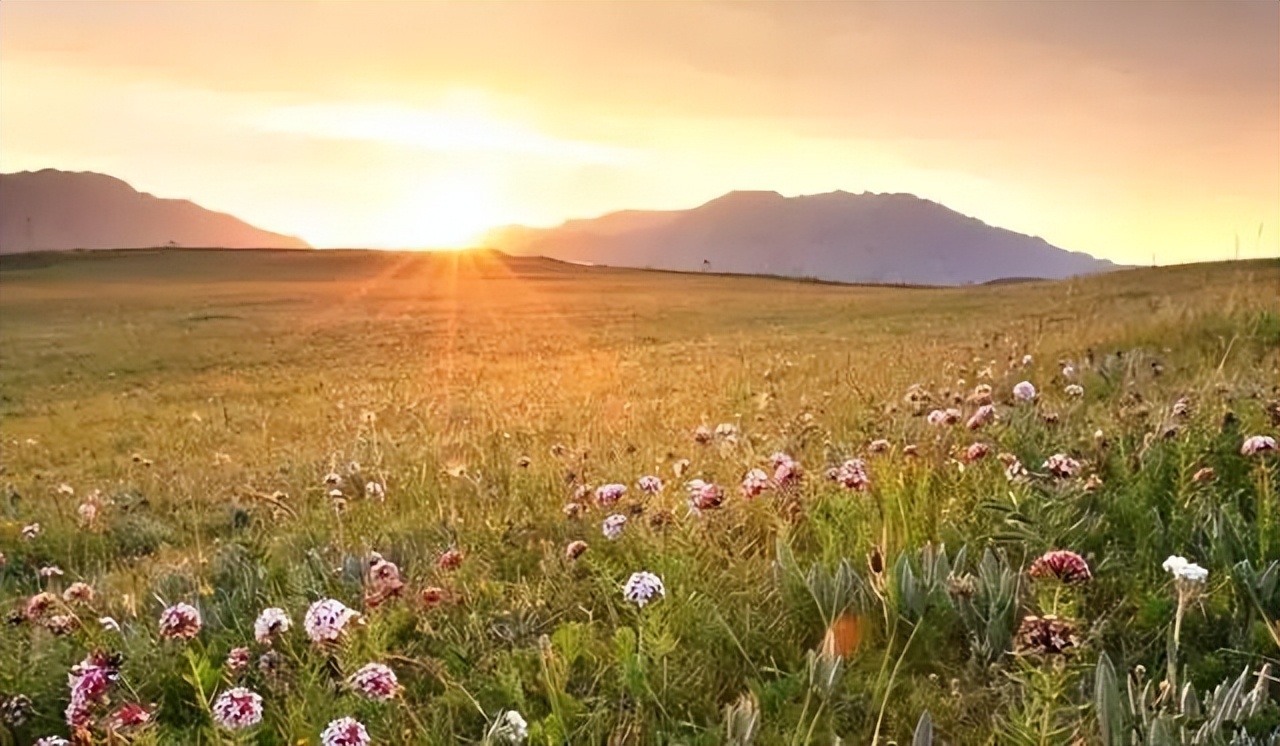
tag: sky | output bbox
[1,1,1277,263]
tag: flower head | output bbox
[212,687,264,729]
[740,468,769,498]
[106,702,153,730]
[489,709,529,744]
[158,602,202,640]
[437,547,464,571]
[833,459,871,492]
[602,513,628,540]
[594,483,627,507]
[1042,453,1082,478]
[1013,381,1037,402]
[636,475,664,494]
[966,404,995,430]
[963,442,991,463]
[304,598,360,643]
[21,523,41,540]
[1015,615,1077,655]
[364,481,386,500]
[686,479,725,512]
[868,439,891,454]
[1241,435,1277,456]
[35,738,71,746]
[564,540,589,560]
[225,647,251,674]
[1163,555,1208,584]
[63,582,94,604]
[348,662,400,701]
[927,408,961,426]
[254,607,292,645]
[771,452,801,487]
[1064,384,1084,398]
[320,717,370,746]
[1028,550,1092,584]
[623,571,665,608]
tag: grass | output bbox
[1,248,1278,745]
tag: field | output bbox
[1,248,1278,746]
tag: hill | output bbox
[486,190,1118,285]
[0,169,310,253]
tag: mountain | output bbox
[485,190,1117,285]
[0,169,310,253]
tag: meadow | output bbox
[0,248,1277,746]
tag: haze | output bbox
[1,1,1276,264]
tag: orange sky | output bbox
[1,1,1277,263]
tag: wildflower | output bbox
[637,475,664,494]
[348,663,400,701]
[740,468,769,498]
[1015,615,1077,655]
[1064,384,1084,398]
[304,598,359,643]
[63,582,94,604]
[1012,381,1037,402]
[437,547,464,571]
[623,571,665,608]
[489,709,529,744]
[419,587,448,609]
[254,607,291,645]
[833,459,871,491]
[45,615,79,635]
[594,483,627,507]
[1192,466,1215,483]
[320,717,370,746]
[257,651,288,690]
[25,591,57,620]
[1172,397,1191,418]
[1,693,33,726]
[1022,354,1034,367]
[602,513,627,540]
[999,453,1028,482]
[225,646,251,674]
[714,422,738,441]
[364,481,385,500]
[565,540,589,560]
[66,650,121,728]
[968,383,994,405]
[963,443,991,463]
[1163,556,1208,585]
[966,404,995,430]
[99,617,121,632]
[693,425,713,444]
[158,602,202,640]
[77,498,101,528]
[21,523,40,540]
[1241,435,1277,456]
[1061,364,1075,378]
[868,439,891,454]
[39,565,64,579]
[927,408,961,426]
[106,702,152,730]
[1028,550,1092,584]
[771,452,801,486]
[686,479,725,511]
[35,738,71,746]
[212,687,263,729]
[323,472,343,487]
[365,553,404,608]
[1042,453,1082,478]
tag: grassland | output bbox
[1,248,1278,746]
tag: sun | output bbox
[379,171,503,249]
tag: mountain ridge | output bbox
[0,169,310,253]
[486,190,1117,285]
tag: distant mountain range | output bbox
[486,190,1118,285]
[0,169,309,253]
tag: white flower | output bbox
[1013,381,1037,402]
[211,687,263,730]
[1163,555,1208,584]
[99,617,121,632]
[1061,364,1075,378]
[21,523,41,540]
[323,472,343,487]
[364,481,386,500]
[254,607,292,644]
[348,662,400,700]
[636,475,664,494]
[1064,384,1084,398]
[623,571,665,608]
[35,738,71,746]
[1022,354,1033,367]
[1241,435,1277,456]
[602,513,627,540]
[304,598,359,643]
[320,716,370,746]
[488,709,529,744]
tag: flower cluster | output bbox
[623,571,665,608]
[320,717,371,746]
[1028,550,1092,584]
[1012,381,1037,402]
[304,598,360,643]
[602,513,628,540]
[158,602,202,640]
[65,651,121,728]
[686,479,725,512]
[1241,435,1276,456]
[740,468,769,498]
[1015,615,1077,655]
[595,483,627,507]
[254,607,292,645]
[636,475,664,494]
[832,459,871,491]
[1042,453,1082,478]
[211,687,263,730]
[348,663,400,700]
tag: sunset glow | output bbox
[1,1,1276,261]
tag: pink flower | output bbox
[1042,453,1082,478]
[1028,550,1092,584]
[966,404,995,430]
[348,662,400,701]
[963,443,991,463]
[686,480,725,512]
[304,598,360,643]
[320,717,371,746]
[254,607,291,645]
[1013,381,1037,402]
[158,602,202,640]
[1241,435,1277,456]
[833,459,871,492]
[594,483,627,507]
[636,475,664,494]
[927,408,961,426]
[693,425,713,444]
[770,452,800,487]
[212,687,263,730]
[366,553,404,608]
[437,547,464,571]
[225,647,251,674]
[740,468,769,498]
[63,582,94,604]
[106,702,152,730]
[66,651,120,727]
